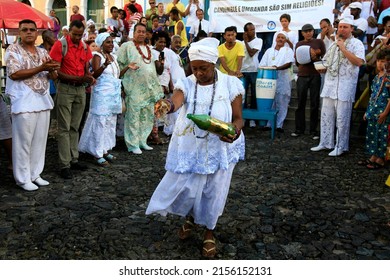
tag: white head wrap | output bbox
[62,25,69,31]
[295,45,311,64]
[339,15,354,26]
[276,31,288,39]
[95,32,111,48]
[188,37,220,64]
[87,19,95,27]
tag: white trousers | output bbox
[267,93,290,128]
[319,97,353,152]
[12,110,50,185]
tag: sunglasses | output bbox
[150,2,156,4]
[20,28,37,32]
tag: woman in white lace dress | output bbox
[146,38,245,258]
[260,31,295,131]
[78,33,122,166]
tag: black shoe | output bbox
[276,128,284,133]
[70,162,88,171]
[60,168,73,179]
[262,126,272,131]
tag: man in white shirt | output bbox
[241,22,263,127]
[5,20,60,191]
[317,18,335,51]
[349,2,368,42]
[106,6,125,39]
[189,9,212,43]
[311,16,365,157]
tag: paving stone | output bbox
[0,128,389,259]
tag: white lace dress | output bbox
[78,52,122,158]
[146,70,245,230]
[259,46,295,128]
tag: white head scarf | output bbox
[276,31,288,39]
[95,32,111,48]
[62,25,69,31]
[339,15,354,26]
[87,19,95,28]
[188,37,220,64]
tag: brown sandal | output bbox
[202,238,216,258]
[178,220,195,240]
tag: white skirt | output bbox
[78,113,117,158]
[146,163,236,230]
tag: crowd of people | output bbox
[1,0,390,257]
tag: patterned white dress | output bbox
[259,46,295,128]
[78,52,122,158]
[146,70,245,230]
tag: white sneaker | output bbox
[328,148,343,157]
[140,144,153,151]
[249,120,256,128]
[33,177,50,186]
[310,145,326,152]
[18,182,39,191]
[130,148,142,155]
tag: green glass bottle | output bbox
[187,114,236,138]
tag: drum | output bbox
[256,66,277,111]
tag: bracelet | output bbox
[102,64,107,69]
[166,99,175,114]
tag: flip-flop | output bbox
[366,162,384,170]
[104,154,116,162]
[97,157,110,167]
[178,220,195,240]
[202,238,216,258]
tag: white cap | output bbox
[339,15,354,26]
[62,25,69,31]
[349,2,362,10]
[188,37,220,64]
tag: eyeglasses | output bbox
[20,28,37,32]
[150,2,155,4]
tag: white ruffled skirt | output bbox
[79,113,117,158]
[146,163,236,230]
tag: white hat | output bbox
[349,2,362,10]
[295,45,311,64]
[188,37,220,64]
[62,25,69,31]
[339,15,354,26]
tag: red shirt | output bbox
[124,3,143,21]
[70,13,85,23]
[50,35,92,77]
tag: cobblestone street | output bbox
[0,127,389,259]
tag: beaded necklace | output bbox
[102,51,120,78]
[192,71,217,139]
[134,42,152,64]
